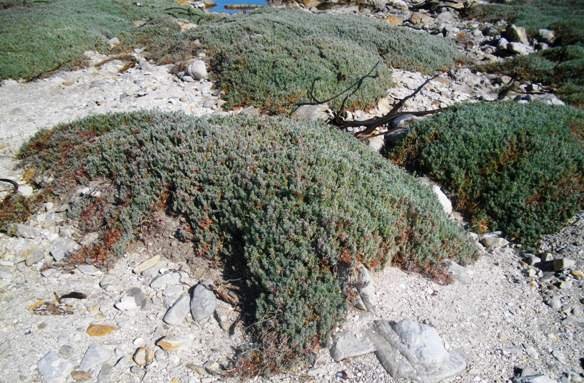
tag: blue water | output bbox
[208,0,267,14]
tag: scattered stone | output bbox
[431,185,453,216]
[190,284,217,321]
[133,255,161,274]
[204,361,224,376]
[86,323,117,337]
[150,271,181,290]
[291,104,329,121]
[571,270,584,280]
[523,254,541,266]
[538,29,555,44]
[331,330,376,362]
[410,12,434,28]
[18,184,34,197]
[97,363,112,383]
[505,24,529,45]
[133,347,155,367]
[13,224,45,239]
[371,320,466,382]
[77,264,101,276]
[513,371,557,383]
[114,287,146,311]
[509,42,531,56]
[386,15,403,26]
[447,261,471,284]
[70,370,92,382]
[38,351,73,383]
[355,264,375,312]
[58,345,74,359]
[552,258,576,272]
[163,293,191,325]
[481,234,509,250]
[156,336,191,352]
[187,59,208,81]
[49,238,80,262]
[79,344,113,375]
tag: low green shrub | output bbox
[483,45,584,107]
[466,0,584,44]
[0,0,183,80]
[173,9,461,113]
[19,112,477,372]
[391,102,584,246]
[467,0,584,107]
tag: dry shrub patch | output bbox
[17,111,476,372]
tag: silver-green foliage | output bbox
[183,9,461,113]
[20,112,477,369]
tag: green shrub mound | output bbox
[176,9,461,113]
[484,45,584,107]
[467,0,584,107]
[391,102,584,246]
[0,0,180,80]
[19,112,476,372]
[467,0,584,44]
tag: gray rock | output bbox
[330,331,376,362]
[509,42,531,55]
[371,320,466,383]
[190,284,217,321]
[390,114,418,130]
[356,264,375,312]
[538,29,556,44]
[513,372,558,383]
[18,184,34,197]
[368,135,385,153]
[187,59,208,81]
[385,127,410,146]
[553,258,576,272]
[497,37,510,51]
[447,261,470,284]
[480,234,509,250]
[291,104,329,122]
[150,271,181,290]
[431,185,453,216]
[114,287,146,311]
[79,344,113,374]
[38,351,73,383]
[523,254,541,266]
[97,363,113,383]
[163,293,190,325]
[13,224,45,239]
[49,238,80,261]
[77,264,101,276]
[505,24,529,44]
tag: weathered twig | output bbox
[330,73,447,138]
[0,178,18,194]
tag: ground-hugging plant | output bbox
[483,45,584,108]
[172,8,461,114]
[391,102,584,246]
[18,112,477,373]
[466,0,584,107]
[0,0,184,80]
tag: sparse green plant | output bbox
[482,45,584,107]
[18,111,477,373]
[391,102,584,246]
[467,0,584,107]
[0,0,187,80]
[171,8,461,113]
